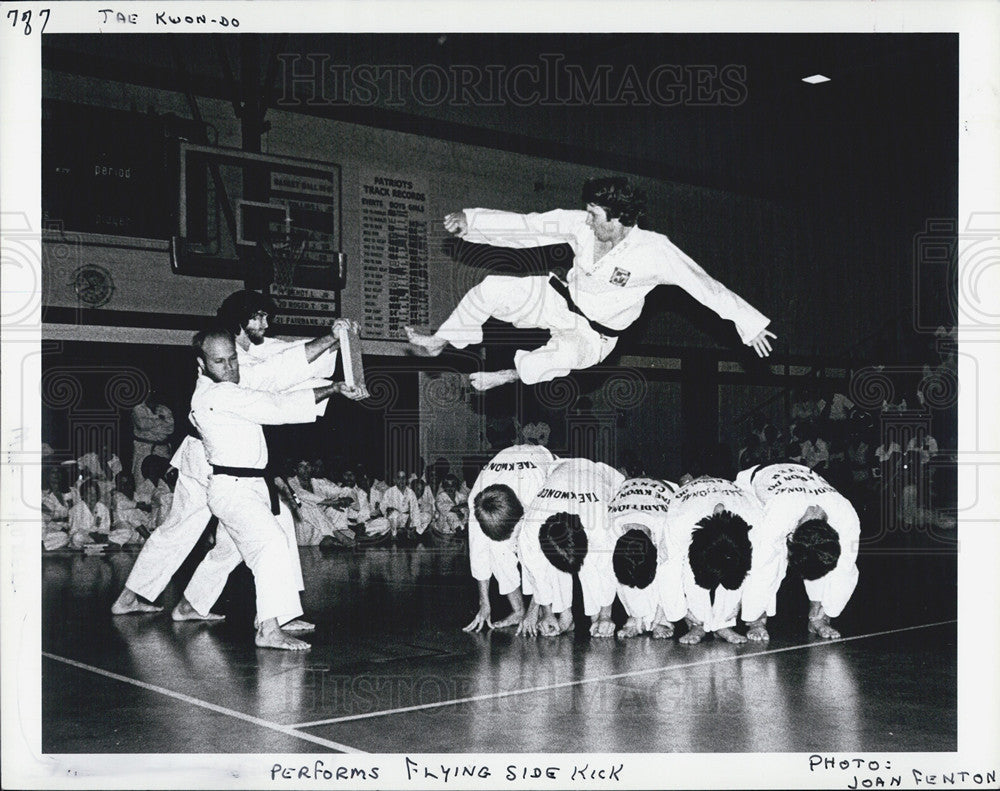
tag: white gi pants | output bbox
[414,511,433,535]
[204,475,302,624]
[42,525,71,551]
[434,275,618,384]
[124,470,211,602]
[387,511,411,535]
[362,516,391,537]
[184,495,302,617]
[435,511,465,534]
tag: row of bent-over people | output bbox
[464,444,859,643]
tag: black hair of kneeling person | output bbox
[786,518,841,580]
[613,528,657,589]
[688,510,753,592]
[539,512,588,575]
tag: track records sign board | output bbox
[359,169,429,340]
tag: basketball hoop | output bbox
[261,226,308,288]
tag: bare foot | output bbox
[111,588,163,615]
[469,370,519,391]
[616,617,642,639]
[808,616,841,639]
[651,623,674,639]
[404,326,448,356]
[680,625,706,645]
[747,624,770,642]
[492,611,524,629]
[590,617,615,638]
[255,627,311,651]
[281,619,315,633]
[716,626,748,645]
[171,598,225,622]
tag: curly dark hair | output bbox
[216,289,278,335]
[581,177,647,226]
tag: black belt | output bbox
[211,465,279,515]
[135,438,171,447]
[548,275,624,338]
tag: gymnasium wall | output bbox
[41,68,895,355]
[39,67,898,471]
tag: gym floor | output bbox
[42,533,956,755]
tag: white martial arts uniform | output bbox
[288,476,351,545]
[369,481,388,515]
[435,208,770,384]
[42,488,73,550]
[434,488,468,534]
[76,452,123,498]
[112,491,151,534]
[131,401,174,487]
[661,476,764,633]
[340,485,371,524]
[736,463,860,621]
[134,478,173,528]
[190,375,325,625]
[182,338,337,616]
[69,500,132,548]
[608,477,677,624]
[467,444,556,597]
[122,340,331,608]
[381,485,421,535]
[518,458,625,617]
[414,488,436,534]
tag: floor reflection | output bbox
[42,542,956,753]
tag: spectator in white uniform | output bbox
[381,471,421,540]
[286,459,355,546]
[463,443,556,633]
[518,458,625,638]
[188,327,363,650]
[736,462,860,641]
[69,479,133,548]
[76,443,122,499]
[111,290,344,618]
[131,390,174,488]
[662,476,763,645]
[338,468,389,540]
[608,478,677,639]
[433,474,469,536]
[412,478,436,536]
[407,177,775,390]
[136,455,173,528]
[368,472,389,518]
[111,472,152,540]
[42,465,73,551]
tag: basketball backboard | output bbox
[172,142,344,330]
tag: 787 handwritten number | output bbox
[7,9,50,35]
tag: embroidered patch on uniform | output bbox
[609,267,631,286]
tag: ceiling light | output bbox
[802,74,831,84]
